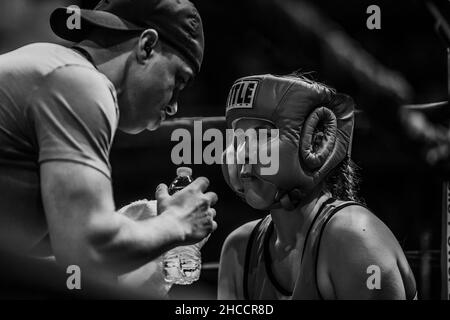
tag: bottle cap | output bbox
[177,167,192,177]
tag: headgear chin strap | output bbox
[221,74,355,210]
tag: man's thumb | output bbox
[155,184,169,201]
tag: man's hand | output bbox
[155,177,218,245]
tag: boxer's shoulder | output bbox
[324,204,390,244]
[224,219,261,246]
[221,219,262,261]
[219,218,262,298]
[321,204,395,249]
[316,204,416,299]
[318,203,403,273]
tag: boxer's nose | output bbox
[239,163,253,180]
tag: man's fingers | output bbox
[207,208,216,219]
[189,177,210,192]
[200,209,217,229]
[204,192,218,206]
[208,208,217,232]
[196,196,217,214]
[155,184,169,202]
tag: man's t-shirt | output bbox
[0,43,119,254]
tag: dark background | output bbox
[0,0,446,299]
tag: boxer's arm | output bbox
[218,220,258,300]
[41,161,181,277]
[317,206,412,300]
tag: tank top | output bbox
[242,198,415,300]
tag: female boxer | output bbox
[218,73,417,300]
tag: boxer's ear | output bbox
[137,29,159,63]
[312,130,325,153]
[300,107,337,171]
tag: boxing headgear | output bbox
[222,74,355,209]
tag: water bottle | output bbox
[162,167,206,285]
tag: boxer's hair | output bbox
[290,71,362,203]
[310,122,362,203]
[325,156,363,204]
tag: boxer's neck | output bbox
[270,188,331,251]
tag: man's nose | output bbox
[165,102,178,116]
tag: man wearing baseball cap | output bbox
[0,0,217,294]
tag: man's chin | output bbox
[146,119,163,131]
[117,119,161,134]
[117,123,152,135]
[118,126,147,135]
[146,123,161,132]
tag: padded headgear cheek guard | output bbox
[222,74,355,209]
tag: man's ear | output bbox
[137,29,159,63]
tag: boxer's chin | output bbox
[244,185,277,210]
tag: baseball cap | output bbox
[50,0,204,74]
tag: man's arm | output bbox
[218,220,259,300]
[32,65,217,278]
[316,206,416,300]
[42,161,217,277]
[41,162,181,276]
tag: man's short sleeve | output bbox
[28,65,119,179]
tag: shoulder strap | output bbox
[263,222,292,296]
[314,201,364,299]
[261,197,336,297]
[300,197,336,264]
[243,218,266,300]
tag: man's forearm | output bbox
[83,212,182,275]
